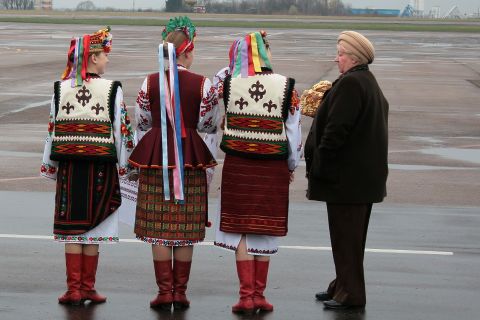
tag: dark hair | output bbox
[260,30,270,49]
[68,51,101,63]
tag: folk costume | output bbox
[129,17,219,310]
[41,27,135,304]
[213,32,302,314]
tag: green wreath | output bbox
[162,16,196,42]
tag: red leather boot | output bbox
[150,260,174,310]
[232,260,256,314]
[80,253,107,303]
[253,260,274,312]
[172,260,192,310]
[58,253,83,305]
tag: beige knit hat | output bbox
[337,31,375,65]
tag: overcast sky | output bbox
[54,1,479,14]
[345,1,479,14]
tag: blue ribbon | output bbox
[158,44,171,200]
[171,47,185,203]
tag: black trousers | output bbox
[326,203,372,306]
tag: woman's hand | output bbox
[289,171,295,184]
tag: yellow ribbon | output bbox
[250,33,262,73]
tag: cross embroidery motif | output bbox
[235,97,249,110]
[76,86,92,107]
[263,100,277,113]
[91,103,105,115]
[61,102,74,114]
[248,81,266,102]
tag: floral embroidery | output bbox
[48,121,55,136]
[137,236,200,247]
[202,116,213,130]
[120,102,134,151]
[213,67,230,99]
[54,234,119,243]
[46,108,56,136]
[40,162,57,175]
[139,114,150,128]
[94,164,105,203]
[136,89,150,111]
[217,81,224,99]
[200,86,218,117]
[290,89,300,115]
[118,164,133,177]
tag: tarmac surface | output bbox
[0,22,479,320]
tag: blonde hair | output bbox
[337,43,361,64]
[165,31,188,51]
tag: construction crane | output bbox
[400,1,425,18]
[400,4,415,17]
[443,6,462,19]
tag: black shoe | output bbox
[173,301,190,311]
[323,299,364,310]
[315,291,331,301]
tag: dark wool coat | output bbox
[305,65,389,203]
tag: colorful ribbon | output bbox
[229,32,272,78]
[158,43,171,200]
[158,42,185,202]
[62,36,90,87]
[240,37,249,78]
[228,40,240,74]
[233,40,243,78]
[255,32,272,70]
[170,46,185,202]
[250,33,262,73]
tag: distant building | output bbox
[192,5,206,13]
[35,0,53,10]
[411,0,425,16]
[350,8,401,17]
[185,0,207,13]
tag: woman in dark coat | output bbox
[305,31,389,309]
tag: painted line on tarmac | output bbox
[0,93,51,97]
[0,234,454,256]
[0,176,42,182]
[212,159,476,172]
[0,100,51,118]
[279,245,453,256]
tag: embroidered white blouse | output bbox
[40,86,135,180]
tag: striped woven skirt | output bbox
[220,154,290,237]
[53,160,121,236]
[134,168,208,246]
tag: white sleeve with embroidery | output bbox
[40,95,59,180]
[285,93,302,172]
[197,78,219,134]
[112,86,135,177]
[213,67,230,99]
[135,77,152,143]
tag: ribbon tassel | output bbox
[158,42,185,203]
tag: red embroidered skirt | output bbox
[54,160,121,235]
[220,154,290,236]
[134,168,208,243]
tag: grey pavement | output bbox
[1,21,480,320]
[1,191,480,320]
